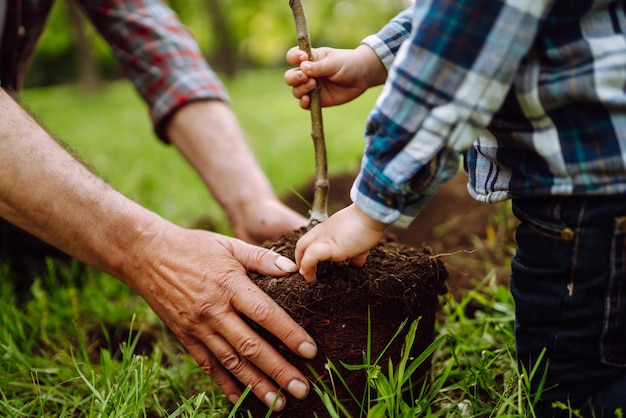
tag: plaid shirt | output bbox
[0,0,228,141]
[354,0,626,228]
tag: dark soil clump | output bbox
[281,171,512,299]
[243,227,448,417]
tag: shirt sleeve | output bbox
[361,8,413,71]
[77,0,229,142]
[353,0,554,227]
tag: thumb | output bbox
[236,242,298,277]
[286,46,309,65]
[300,58,340,79]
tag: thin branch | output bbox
[289,0,328,227]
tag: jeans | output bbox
[511,196,626,417]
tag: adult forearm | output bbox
[167,100,277,207]
[0,91,318,408]
[0,89,161,281]
[165,100,306,243]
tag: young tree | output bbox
[290,0,328,227]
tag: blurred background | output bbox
[25,0,413,89]
[20,0,413,233]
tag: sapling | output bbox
[289,0,328,227]
[240,4,449,416]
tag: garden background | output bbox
[0,1,537,416]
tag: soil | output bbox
[243,228,448,417]
[281,170,513,299]
[33,168,512,415]
[240,170,512,417]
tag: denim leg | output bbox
[585,371,626,413]
[511,197,626,417]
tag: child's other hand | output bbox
[295,204,387,282]
[284,45,387,110]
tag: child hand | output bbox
[295,204,387,282]
[284,45,387,109]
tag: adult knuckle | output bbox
[220,351,247,374]
[197,358,215,376]
[247,376,265,393]
[247,247,269,266]
[191,300,221,327]
[270,365,290,383]
[251,299,275,325]
[192,283,234,322]
[239,337,262,359]
[280,327,298,345]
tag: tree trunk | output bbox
[67,0,100,93]
[205,0,238,77]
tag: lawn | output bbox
[1,70,543,417]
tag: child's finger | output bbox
[298,241,333,283]
[286,46,310,65]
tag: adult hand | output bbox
[229,198,306,245]
[284,44,387,110]
[128,225,317,410]
[295,204,387,282]
[0,84,314,412]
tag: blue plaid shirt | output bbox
[0,0,228,142]
[353,0,626,228]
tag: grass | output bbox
[0,70,592,416]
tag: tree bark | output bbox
[206,0,238,77]
[67,0,100,93]
[289,0,328,227]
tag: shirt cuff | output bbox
[350,171,426,229]
[350,154,459,229]
[360,35,396,71]
[149,64,230,143]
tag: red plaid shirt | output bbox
[0,0,229,141]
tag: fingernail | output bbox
[288,379,309,399]
[298,341,318,359]
[264,392,285,410]
[275,256,297,272]
[228,394,240,405]
[301,62,312,73]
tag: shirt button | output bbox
[561,228,574,241]
[18,26,26,37]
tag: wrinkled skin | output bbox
[0,90,316,411]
